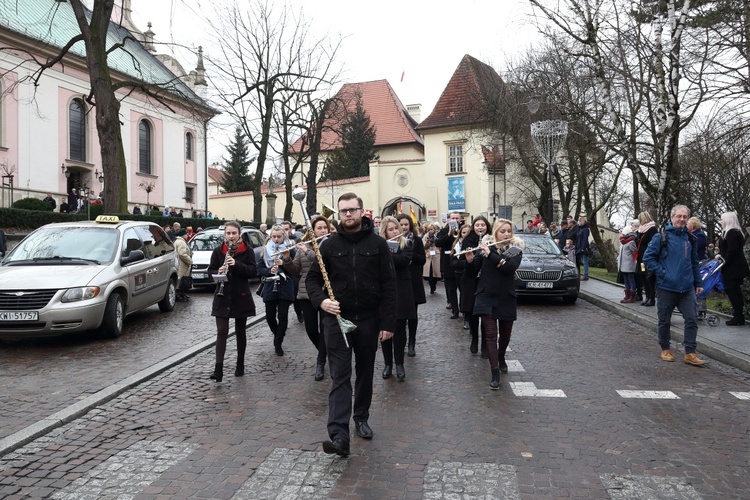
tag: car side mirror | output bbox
[121,249,145,265]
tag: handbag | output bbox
[179,276,193,290]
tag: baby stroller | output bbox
[696,255,725,327]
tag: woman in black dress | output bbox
[207,221,257,382]
[397,214,426,357]
[467,219,523,389]
[719,211,750,326]
[380,216,415,381]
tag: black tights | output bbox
[726,283,745,321]
[481,316,513,369]
[300,299,326,364]
[215,317,247,365]
[265,299,291,337]
[381,319,407,365]
[407,305,419,346]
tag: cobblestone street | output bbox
[2,287,750,498]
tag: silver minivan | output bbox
[0,216,178,339]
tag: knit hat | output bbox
[176,228,187,237]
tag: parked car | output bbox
[188,227,265,287]
[0,216,178,339]
[514,233,579,304]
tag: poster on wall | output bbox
[447,177,465,212]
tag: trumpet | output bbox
[454,238,512,256]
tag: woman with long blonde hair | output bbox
[719,211,750,325]
[379,216,415,381]
[466,219,524,389]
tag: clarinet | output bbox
[216,239,237,297]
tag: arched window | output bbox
[69,98,86,162]
[139,120,152,174]
[185,132,193,161]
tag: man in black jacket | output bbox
[435,212,462,318]
[306,192,398,457]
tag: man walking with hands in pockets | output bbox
[307,192,397,456]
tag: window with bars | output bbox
[139,120,152,174]
[185,132,193,161]
[69,99,86,162]
[184,186,194,204]
[448,144,464,173]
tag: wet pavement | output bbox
[1,282,750,498]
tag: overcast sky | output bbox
[130,0,543,163]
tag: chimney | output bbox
[406,104,421,124]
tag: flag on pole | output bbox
[398,200,403,214]
[409,205,418,225]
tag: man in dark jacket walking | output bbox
[307,192,397,456]
[643,204,705,366]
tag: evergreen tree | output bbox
[219,126,254,193]
[323,97,378,180]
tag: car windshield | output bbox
[519,235,562,256]
[4,226,119,264]
[189,233,224,252]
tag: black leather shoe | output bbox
[463,320,470,330]
[234,362,244,377]
[450,311,460,319]
[355,421,373,439]
[643,298,655,306]
[726,318,746,326]
[499,360,508,374]
[314,363,325,381]
[395,364,405,381]
[322,438,350,456]
[470,337,478,354]
[407,344,416,357]
[382,365,393,379]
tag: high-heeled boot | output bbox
[235,358,244,377]
[274,334,284,356]
[210,363,223,382]
[489,368,500,390]
[395,364,406,381]
[470,330,478,354]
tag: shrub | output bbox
[12,197,53,212]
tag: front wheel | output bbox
[158,279,176,312]
[100,293,124,338]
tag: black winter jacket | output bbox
[208,241,257,318]
[306,218,398,332]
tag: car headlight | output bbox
[562,267,578,278]
[61,287,101,302]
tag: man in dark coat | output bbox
[306,192,397,457]
[435,212,462,318]
[43,193,56,211]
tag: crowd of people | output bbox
[196,197,748,457]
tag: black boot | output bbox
[395,364,406,381]
[382,364,393,379]
[314,362,325,381]
[235,360,244,377]
[470,332,478,354]
[274,335,284,356]
[489,368,500,390]
[210,363,223,382]
[499,358,508,374]
[407,342,416,357]
[635,287,643,302]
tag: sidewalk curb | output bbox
[580,289,750,373]
[0,315,266,457]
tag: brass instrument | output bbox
[454,238,512,256]
[216,239,238,297]
[292,186,356,348]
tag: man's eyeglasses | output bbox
[339,208,361,216]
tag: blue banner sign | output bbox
[447,177,465,211]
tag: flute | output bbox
[454,238,512,256]
[269,235,327,257]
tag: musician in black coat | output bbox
[467,219,524,390]
[397,214,426,357]
[435,212,462,317]
[207,221,257,382]
[380,216,415,381]
[458,215,491,355]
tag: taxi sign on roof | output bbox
[95,215,120,223]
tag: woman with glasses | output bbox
[380,216,415,381]
[258,224,296,355]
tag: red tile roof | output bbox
[292,80,423,153]
[208,166,226,184]
[416,55,506,132]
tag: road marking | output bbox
[50,440,198,500]
[616,390,680,399]
[509,382,566,398]
[506,360,525,372]
[729,391,750,400]
[423,460,521,498]
[232,447,346,499]
[601,473,702,499]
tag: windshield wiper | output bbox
[32,256,100,264]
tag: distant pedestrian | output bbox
[0,228,6,258]
[562,238,576,262]
[643,205,706,366]
[174,229,193,302]
[687,217,707,261]
[132,205,142,215]
[576,216,591,280]
[718,211,750,326]
[635,211,657,306]
[43,193,56,211]
[617,229,638,303]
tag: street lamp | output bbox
[94,169,104,185]
[61,163,70,178]
[530,120,568,225]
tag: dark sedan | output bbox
[514,233,579,304]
